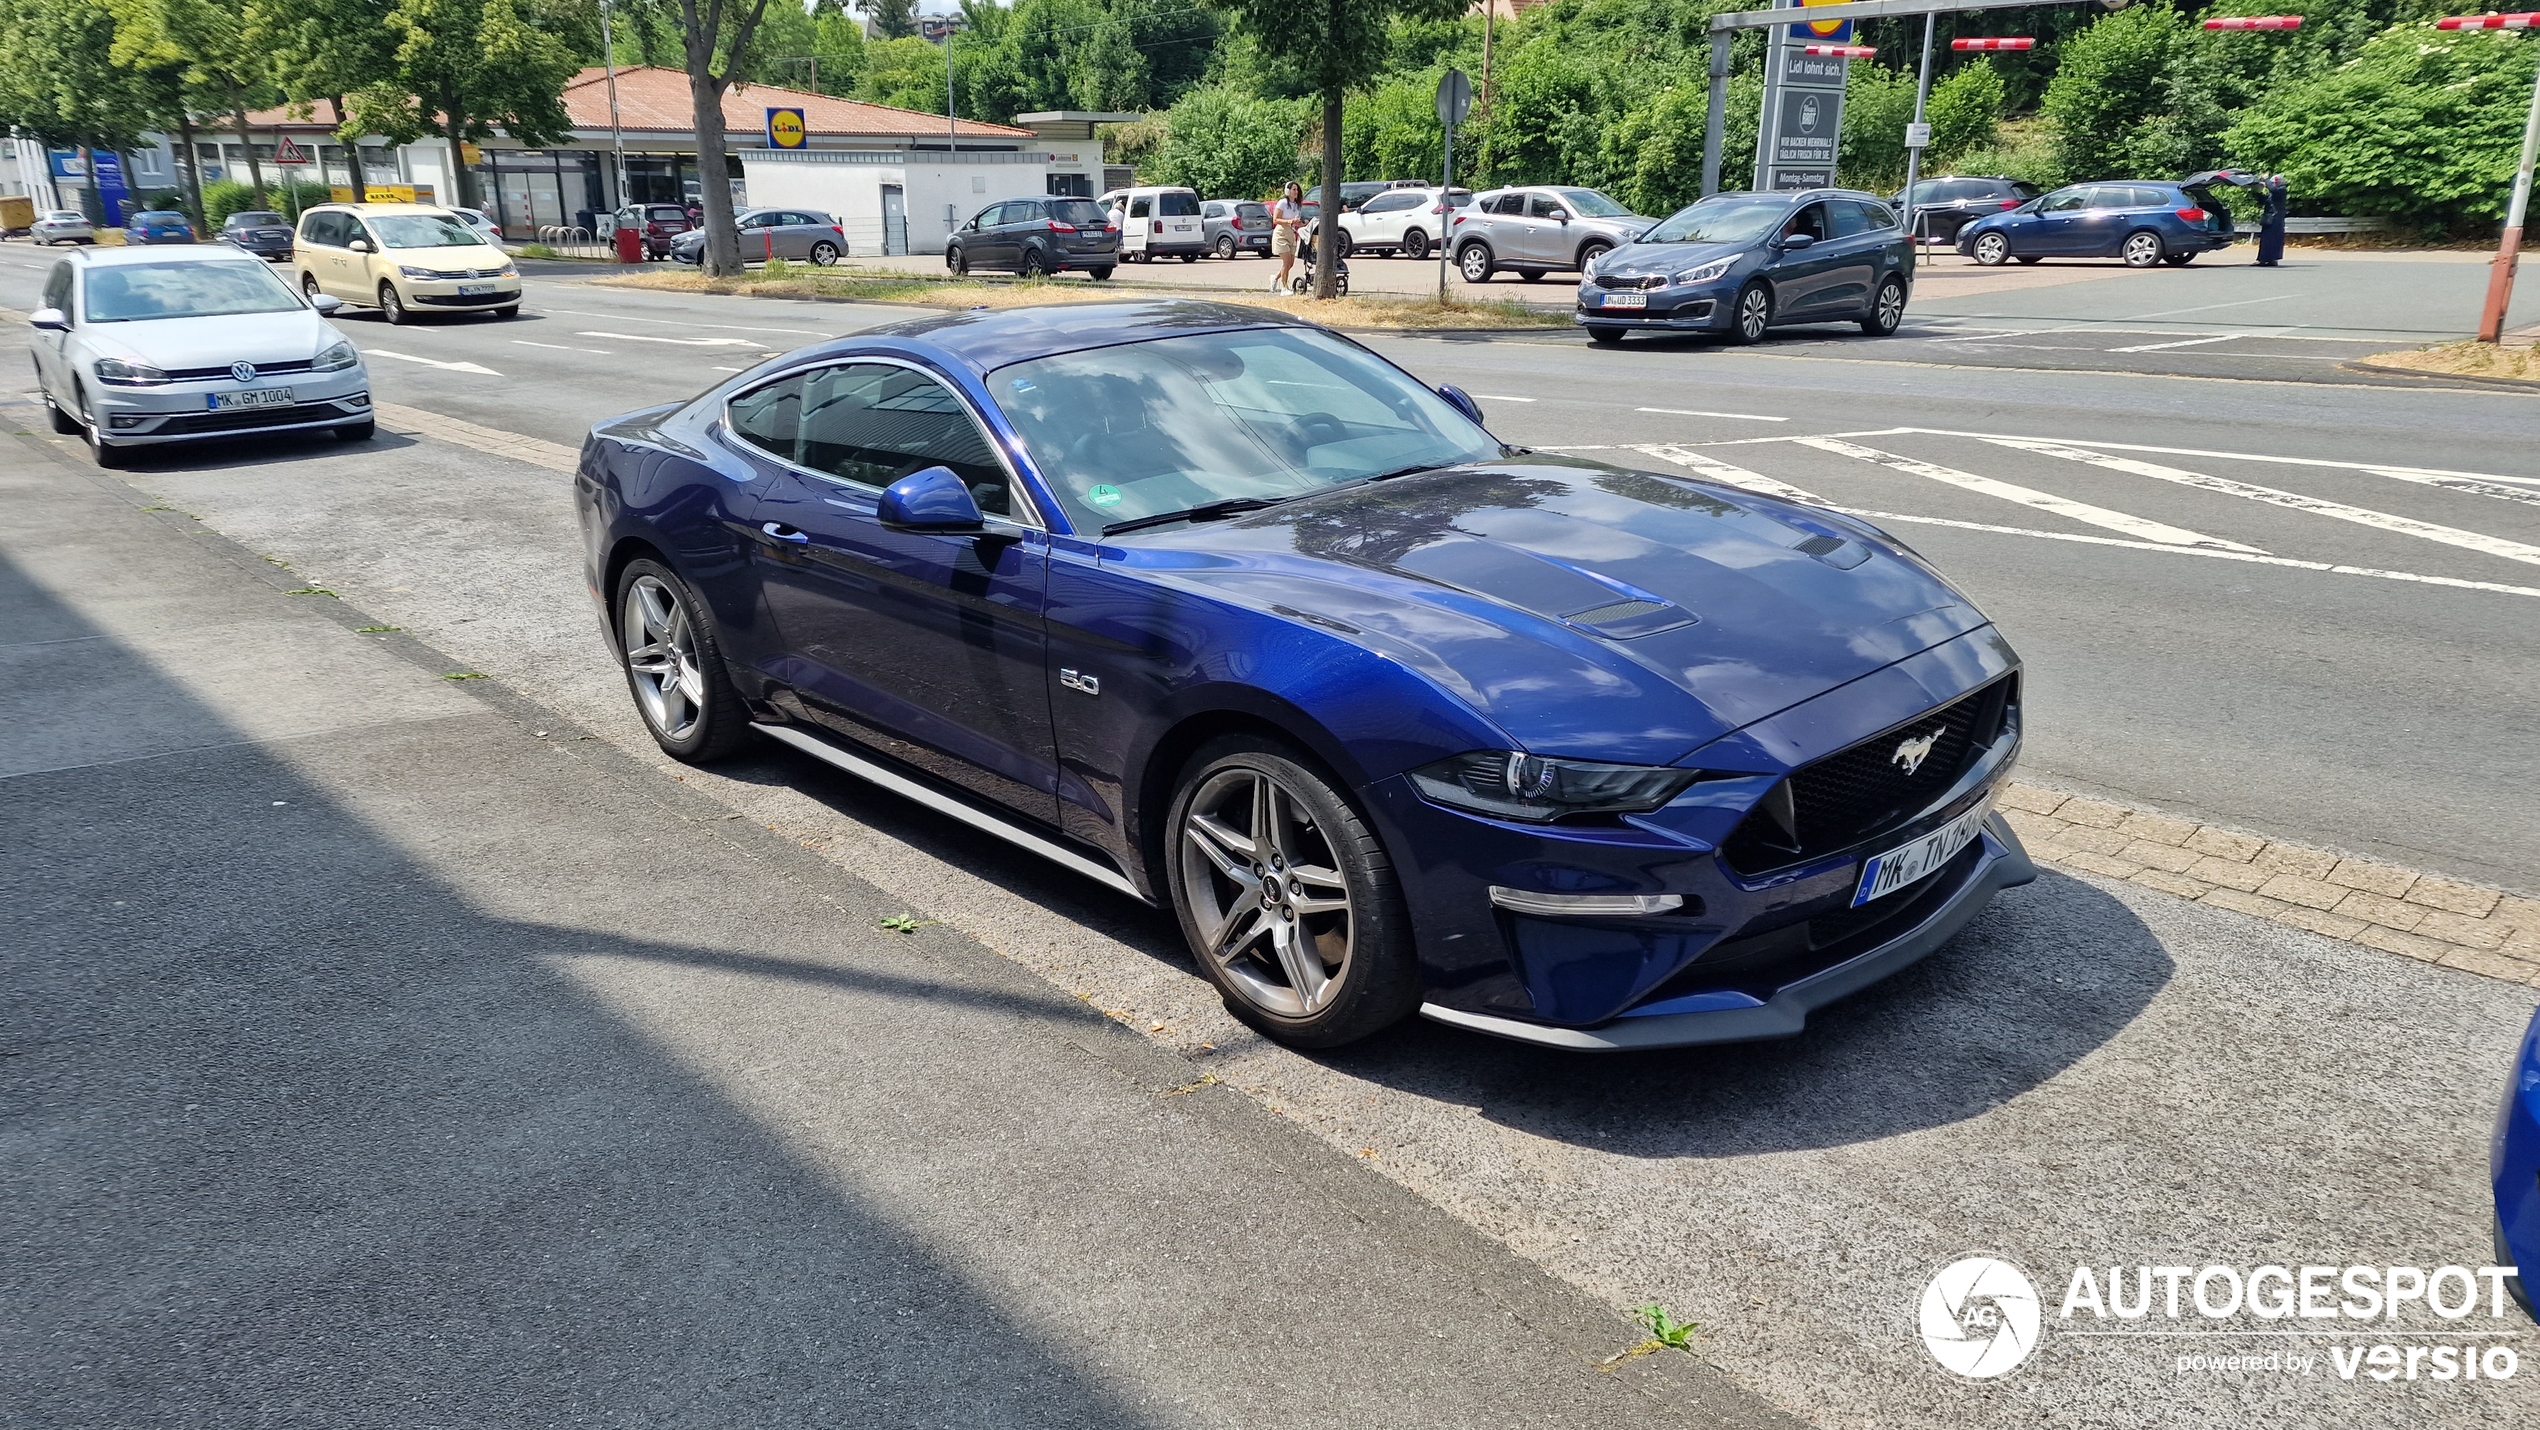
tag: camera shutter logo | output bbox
[1920,1257,2041,1379]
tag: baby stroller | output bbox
[1289,232,1350,297]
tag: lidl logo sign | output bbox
[1799,0,1853,41]
[766,107,807,149]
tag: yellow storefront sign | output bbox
[765,107,807,149]
[328,184,435,204]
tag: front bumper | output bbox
[93,370,371,446]
[400,277,522,308]
[1575,285,1729,331]
[1420,814,2033,1049]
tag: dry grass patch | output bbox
[593,264,1571,330]
[2362,339,2540,384]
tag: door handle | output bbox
[761,522,809,543]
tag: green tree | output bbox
[1144,81,1305,198]
[2226,23,2540,235]
[858,0,912,41]
[1207,0,1464,296]
[1924,57,2002,168]
[1600,72,1757,217]
[2043,4,2187,184]
[337,0,582,211]
[1838,62,1916,192]
[674,0,779,275]
[103,0,281,205]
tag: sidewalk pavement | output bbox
[0,432,1800,1427]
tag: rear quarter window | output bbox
[1156,192,1200,216]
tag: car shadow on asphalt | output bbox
[1,549,1167,1426]
[79,425,421,473]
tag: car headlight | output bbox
[1672,258,1736,287]
[313,340,360,373]
[1409,751,1702,823]
[93,357,170,386]
[495,263,517,277]
[397,265,440,280]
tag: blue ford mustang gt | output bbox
[574,299,2034,1050]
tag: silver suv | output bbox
[1450,186,1655,284]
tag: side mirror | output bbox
[878,465,985,532]
[1779,233,1816,250]
[349,238,373,253]
[29,307,68,332]
[310,294,344,315]
[1550,210,1571,223]
[1434,383,1486,427]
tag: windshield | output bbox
[369,213,484,249]
[230,212,284,226]
[992,327,1501,533]
[1641,196,1790,245]
[1049,198,1106,226]
[83,261,303,322]
[1553,188,1631,218]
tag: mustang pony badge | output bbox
[1891,729,1943,777]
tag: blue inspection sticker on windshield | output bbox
[1009,378,1036,392]
[1086,484,1123,508]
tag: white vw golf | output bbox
[29,247,372,468]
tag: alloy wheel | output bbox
[1738,284,1772,342]
[1176,766,1355,1019]
[621,574,704,742]
[1403,229,1429,260]
[1871,279,1906,334]
[1217,234,1236,259]
[1973,233,2009,267]
[379,283,406,324]
[1459,245,1492,283]
[2123,232,2164,268]
[810,241,839,266]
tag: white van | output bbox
[1101,186,1205,263]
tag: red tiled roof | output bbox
[240,68,1031,141]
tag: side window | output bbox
[728,374,805,462]
[1825,202,1871,239]
[1844,200,1896,233]
[347,220,376,248]
[2040,189,2089,214]
[1528,194,1566,219]
[1128,196,1150,219]
[1784,203,1831,242]
[2137,187,2176,209]
[796,364,1011,517]
[1489,193,1525,216]
[1009,202,1043,225]
[2084,187,2133,210]
[42,261,72,314]
[299,211,331,245]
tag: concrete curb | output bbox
[2000,781,2540,987]
[2339,359,2540,393]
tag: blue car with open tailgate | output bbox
[573,299,2034,1050]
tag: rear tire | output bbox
[948,245,969,275]
[2014,255,2042,265]
[1021,247,1048,278]
[2163,251,2195,267]
[1089,266,1114,281]
[809,240,839,266]
[2121,230,2165,268]
[615,558,752,764]
[1179,252,1198,263]
[1860,276,1907,336]
[1517,268,1545,283]
[1165,736,1420,1049]
[1403,228,1429,260]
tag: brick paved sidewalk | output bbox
[2001,783,2540,987]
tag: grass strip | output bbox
[2360,339,2540,385]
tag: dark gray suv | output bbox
[947,197,1118,278]
[1575,188,1915,346]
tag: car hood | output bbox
[1589,239,1749,279]
[1111,456,1989,766]
[83,310,343,368]
[386,243,508,269]
[1577,214,1658,242]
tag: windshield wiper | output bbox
[1368,461,1453,482]
[1102,496,1282,536]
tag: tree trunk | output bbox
[329,95,351,204]
[226,88,268,206]
[441,89,476,211]
[176,115,206,230]
[682,24,741,277]
[1315,86,1342,300]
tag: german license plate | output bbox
[457,283,495,296]
[1852,801,1991,907]
[210,387,293,411]
[1603,291,1646,309]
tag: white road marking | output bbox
[366,349,501,376]
[1984,437,2540,568]
[543,308,818,335]
[1635,407,1788,422]
[1793,436,2268,552]
[2365,469,2540,509]
[1856,426,2540,495]
[1474,394,1535,401]
[576,330,759,347]
[2107,334,2240,353]
[2123,293,2301,320]
[710,365,745,372]
[1633,444,1830,504]
[513,340,610,354]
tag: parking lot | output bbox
[8,234,2538,1426]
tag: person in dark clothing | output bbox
[2256,174,2288,267]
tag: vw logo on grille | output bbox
[230,361,257,383]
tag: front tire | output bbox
[2121,230,2165,268]
[1860,276,1907,336]
[43,384,79,433]
[948,245,968,275]
[1166,737,1419,1049]
[1587,327,1625,346]
[1971,232,2010,267]
[1577,240,1613,273]
[1216,234,1237,259]
[1729,281,1773,344]
[615,559,751,763]
[378,282,408,325]
[1458,242,1494,283]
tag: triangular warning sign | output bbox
[275,137,310,165]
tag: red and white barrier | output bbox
[2436,12,2535,28]
[1802,45,1877,57]
[2202,15,2304,28]
[1951,37,2035,51]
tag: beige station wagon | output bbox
[292,203,521,325]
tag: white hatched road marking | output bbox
[2106,334,2239,353]
[1635,407,1788,422]
[1625,445,2540,602]
[1474,394,1536,401]
[576,331,760,347]
[1982,437,2540,569]
[542,308,818,335]
[1792,436,2268,553]
[513,340,611,355]
[1856,427,2540,494]
[366,349,500,376]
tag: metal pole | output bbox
[2477,59,2540,344]
[1702,32,1731,196]
[947,31,957,143]
[600,0,628,210]
[1901,13,1936,242]
[1438,122,1453,298]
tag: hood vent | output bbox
[1564,597,1698,639]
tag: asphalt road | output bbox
[5,256,2537,1427]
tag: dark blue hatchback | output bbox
[1956,179,2236,268]
[575,299,2032,1050]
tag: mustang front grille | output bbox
[1723,673,2017,875]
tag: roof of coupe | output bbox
[850,298,1314,372]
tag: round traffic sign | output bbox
[1436,69,1473,128]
